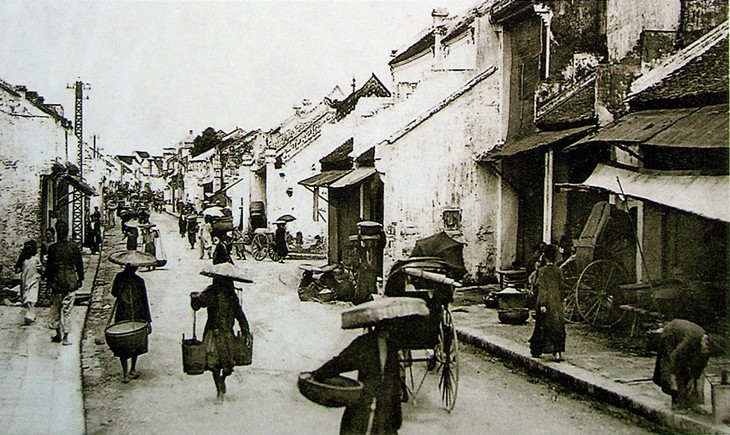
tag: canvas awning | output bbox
[329,167,378,189]
[576,163,730,222]
[479,125,594,162]
[299,170,351,188]
[65,175,97,196]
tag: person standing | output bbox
[111,264,152,383]
[91,206,102,254]
[653,319,710,409]
[199,217,213,260]
[274,221,288,262]
[45,221,84,345]
[212,235,234,265]
[15,241,41,325]
[190,269,250,404]
[529,244,565,361]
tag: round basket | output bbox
[298,372,364,408]
[106,320,149,357]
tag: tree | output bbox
[191,127,220,157]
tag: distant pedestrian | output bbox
[190,268,250,404]
[178,213,187,238]
[212,235,234,265]
[111,264,152,383]
[91,206,102,254]
[529,244,565,361]
[15,240,41,325]
[199,217,213,259]
[653,319,710,410]
[187,217,199,250]
[274,221,288,262]
[45,221,84,345]
[231,226,246,260]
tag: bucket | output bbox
[106,320,149,357]
[232,330,253,366]
[182,333,206,375]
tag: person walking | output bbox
[190,264,251,404]
[199,217,213,260]
[211,235,234,265]
[111,261,152,383]
[529,244,565,361]
[178,213,187,238]
[653,319,711,410]
[187,216,199,250]
[45,221,84,345]
[15,240,41,325]
[91,206,102,254]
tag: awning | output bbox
[577,163,730,222]
[65,175,97,196]
[299,170,350,187]
[329,167,378,189]
[644,104,728,148]
[478,125,594,162]
[566,107,696,150]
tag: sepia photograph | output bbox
[0,0,728,433]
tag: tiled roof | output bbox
[327,74,391,121]
[536,78,597,129]
[116,155,136,165]
[135,151,150,159]
[320,138,353,171]
[630,38,728,109]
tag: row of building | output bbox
[2,1,727,326]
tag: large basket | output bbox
[212,218,234,234]
[232,330,253,366]
[298,372,364,407]
[181,334,206,375]
[106,320,149,357]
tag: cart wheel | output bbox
[561,279,580,323]
[269,244,281,262]
[251,233,268,261]
[435,308,458,412]
[575,259,628,328]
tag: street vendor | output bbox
[190,263,252,404]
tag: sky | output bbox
[0,0,478,156]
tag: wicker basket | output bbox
[106,320,149,357]
[298,372,363,407]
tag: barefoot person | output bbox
[529,244,566,361]
[190,263,251,404]
[45,221,84,345]
[109,251,154,383]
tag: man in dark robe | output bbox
[653,319,710,409]
[274,222,288,262]
[45,221,84,345]
[529,244,566,361]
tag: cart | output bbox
[558,201,635,328]
[385,253,464,412]
[250,228,283,262]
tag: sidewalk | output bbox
[0,251,100,435]
[452,287,730,434]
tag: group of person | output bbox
[13,220,86,345]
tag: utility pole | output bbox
[67,80,90,244]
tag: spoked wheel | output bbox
[435,308,458,412]
[575,259,628,328]
[561,280,580,323]
[269,245,281,262]
[251,233,268,261]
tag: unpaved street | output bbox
[82,212,656,434]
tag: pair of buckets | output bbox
[182,319,252,375]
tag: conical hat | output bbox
[341,297,429,329]
[108,250,157,267]
[200,263,254,283]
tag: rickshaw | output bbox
[384,232,466,412]
[559,201,635,328]
[250,227,283,262]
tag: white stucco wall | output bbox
[606,0,681,62]
[378,73,504,276]
[0,89,68,280]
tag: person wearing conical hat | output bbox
[190,264,251,404]
[111,264,152,383]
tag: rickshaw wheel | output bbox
[561,281,580,323]
[575,259,628,328]
[269,245,281,262]
[435,308,458,412]
[251,233,268,261]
